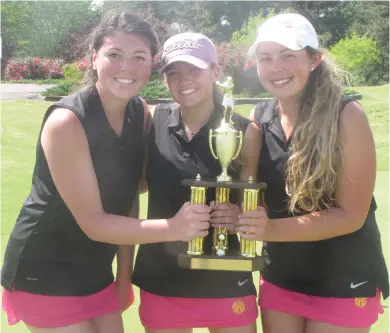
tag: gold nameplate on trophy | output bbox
[179,77,267,272]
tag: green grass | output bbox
[1,85,389,332]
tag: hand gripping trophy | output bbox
[179,77,267,272]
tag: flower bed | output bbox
[4,57,64,81]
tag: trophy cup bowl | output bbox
[209,122,243,182]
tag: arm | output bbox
[239,122,261,182]
[116,194,139,282]
[116,244,135,282]
[248,106,256,122]
[240,102,376,242]
[139,102,156,194]
[115,197,138,311]
[41,108,210,245]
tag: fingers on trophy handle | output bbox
[232,130,243,160]
[209,129,218,160]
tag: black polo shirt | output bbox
[1,86,145,296]
[132,103,257,298]
[253,99,389,299]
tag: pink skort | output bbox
[259,278,384,328]
[139,290,258,329]
[2,282,132,328]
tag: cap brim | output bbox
[160,55,209,73]
[248,36,304,60]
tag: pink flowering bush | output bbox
[4,57,64,81]
[216,43,247,76]
[216,43,261,95]
[75,58,89,72]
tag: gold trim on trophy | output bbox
[188,174,206,255]
[240,177,258,258]
[213,187,230,256]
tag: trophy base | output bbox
[178,253,263,272]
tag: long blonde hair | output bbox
[286,48,344,214]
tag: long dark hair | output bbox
[84,11,159,86]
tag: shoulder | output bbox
[44,108,84,136]
[244,122,261,142]
[339,101,374,150]
[41,108,86,150]
[250,99,276,125]
[49,85,94,121]
[340,101,369,132]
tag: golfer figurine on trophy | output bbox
[179,77,267,272]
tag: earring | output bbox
[92,63,97,70]
[311,67,315,71]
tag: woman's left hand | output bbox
[236,206,269,240]
[210,201,241,233]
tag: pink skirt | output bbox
[2,282,128,328]
[139,290,258,329]
[259,278,384,328]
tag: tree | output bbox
[1,1,31,77]
[341,1,389,83]
[231,8,279,48]
[100,1,170,43]
[1,1,100,58]
[26,1,100,57]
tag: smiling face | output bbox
[255,41,320,99]
[92,32,153,101]
[164,62,220,109]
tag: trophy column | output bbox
[213,188,230,256]
[188,175,207,255]
[240,178,259,257]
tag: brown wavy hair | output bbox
[285,47,344,214]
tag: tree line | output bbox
[2,1,388,86]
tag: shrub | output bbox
[4,57,64,81]
[330,33,381,86]
[139,79,170,99]
[41,79,82,97]
[62,63,84,81]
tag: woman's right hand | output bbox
[168,202,211,241]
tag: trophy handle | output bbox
[209,129,218,160]
[232,130,243,160]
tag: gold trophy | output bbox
[179,77,267,272]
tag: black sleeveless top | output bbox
[253,99,389,299]
[132,103,257,298]
[1,86,145,296]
